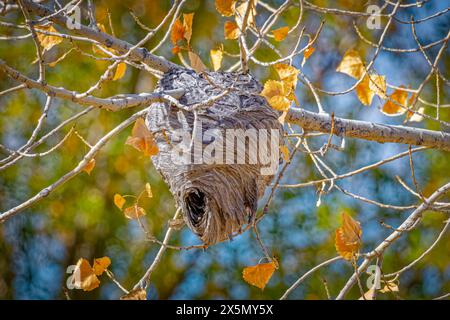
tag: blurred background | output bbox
[0,0,449,299]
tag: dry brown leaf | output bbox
[335,212,362,260]
[381,88,408,116]
[336,49,365,80]
[125,118,159,157]
[120,288,147,300]
[224,21,240,40]
[123,205,146,220]
[188,51,207,73]
[242,261,277,290]
[92,256,111,276]
[183,13,194,44]
[145,183,153,198]
[272,26,289,42]
[83,159,96,175]
[112,62,127,81]
[210,48,223,71]
[35,24,63,52]
[114,194,126,210]
[215,0,235,16]
[302,46,315,67]
[72,258,100,292]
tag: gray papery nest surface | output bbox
[146,68,283,245]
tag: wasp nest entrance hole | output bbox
[146,68,283,245]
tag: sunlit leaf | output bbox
[242,261,277,290]
[125,118,159,157]
[359,287,375,300]
[280,145,290,163]
[83,159,96,175]
[234,0,256,30]
[120,288,147,300]
[123,205,146,220]
[72,258,100,292]
[302,46,315,67]
[93,256,111,276]
[381,87,408,116]
[215,0,235,17]
[380,280,399,293]
[170,18,185,45]
[261,80,291,111]
[335,212,362,260]
[35,24,63,52]
[210,48,223,71]
[336,49,365,80]
[272,26,289,42]
[183,13,194,44]
[112,62,127,81]
[114,194,126,210]
[274,63,299,91]
[145,183,153,198]
[356,74,386,106]
[407,106,425,122]
[224,21,240,40]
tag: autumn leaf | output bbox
[336,49,365,80]
[224,21,240,40]
[302,46,315,67]
[114,194,126,210]
[280,145,290,163]
[123,205,146,220]
[125,118,159,157]
[183,13,194,44]
[72,258,100,292]
[188,51,207,73]
[261,80,291,111]
[335,212,362,260]
[381,87,408,116]
[356,74,386,106]
[274,63,299,91]
[93,256,111,276]
[380,280,399,293]
[359,287,375,300]
[112,62,127,81]
[170,18,185,45]
[145,183,153,198]
[172,45,182,55]
[407,106,425,122]
[120,288,147,300]
[215,0,235,17]
[35,24,63,52]
[210,47,223,71]
[83,159,96,175]
[242,261,277,290]
[272,26,289,42]
[234,0,256,30]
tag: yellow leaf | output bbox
[359,287,375,300]
[112,62,126,81]
[71,258,100,292]
[234,0,256,30]
[274,63,299,91]
[335,212,362,260]
[210,48,223,71]
[224,21,240,40]
[120,288,147,300]
[183,13,194,44]
[302,46,315,67]
[92,256,111,276]
[125,118,159,157]
[83,159,96,175]
[380,280,399,293]
[280,145,290,163]
[407,106,425,122]
[268,96,291,111]
[242,261,277,290]
[336,49,365,80]
[381,87,408,116]
[35,24,63,52]
[170,18,185,45]
[356,74,386,106]
[261,80,291,111]
[114,194,126,210]
[123,205,146,220]
[215,0,235,17]
[145,183,153,198]
[272,26,289,42]
[188,51,207,73]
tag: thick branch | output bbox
[21,0,177,72]
[287,108,450,152]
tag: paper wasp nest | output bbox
[146,68,283,245]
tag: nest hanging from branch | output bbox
[146,68,283,245]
